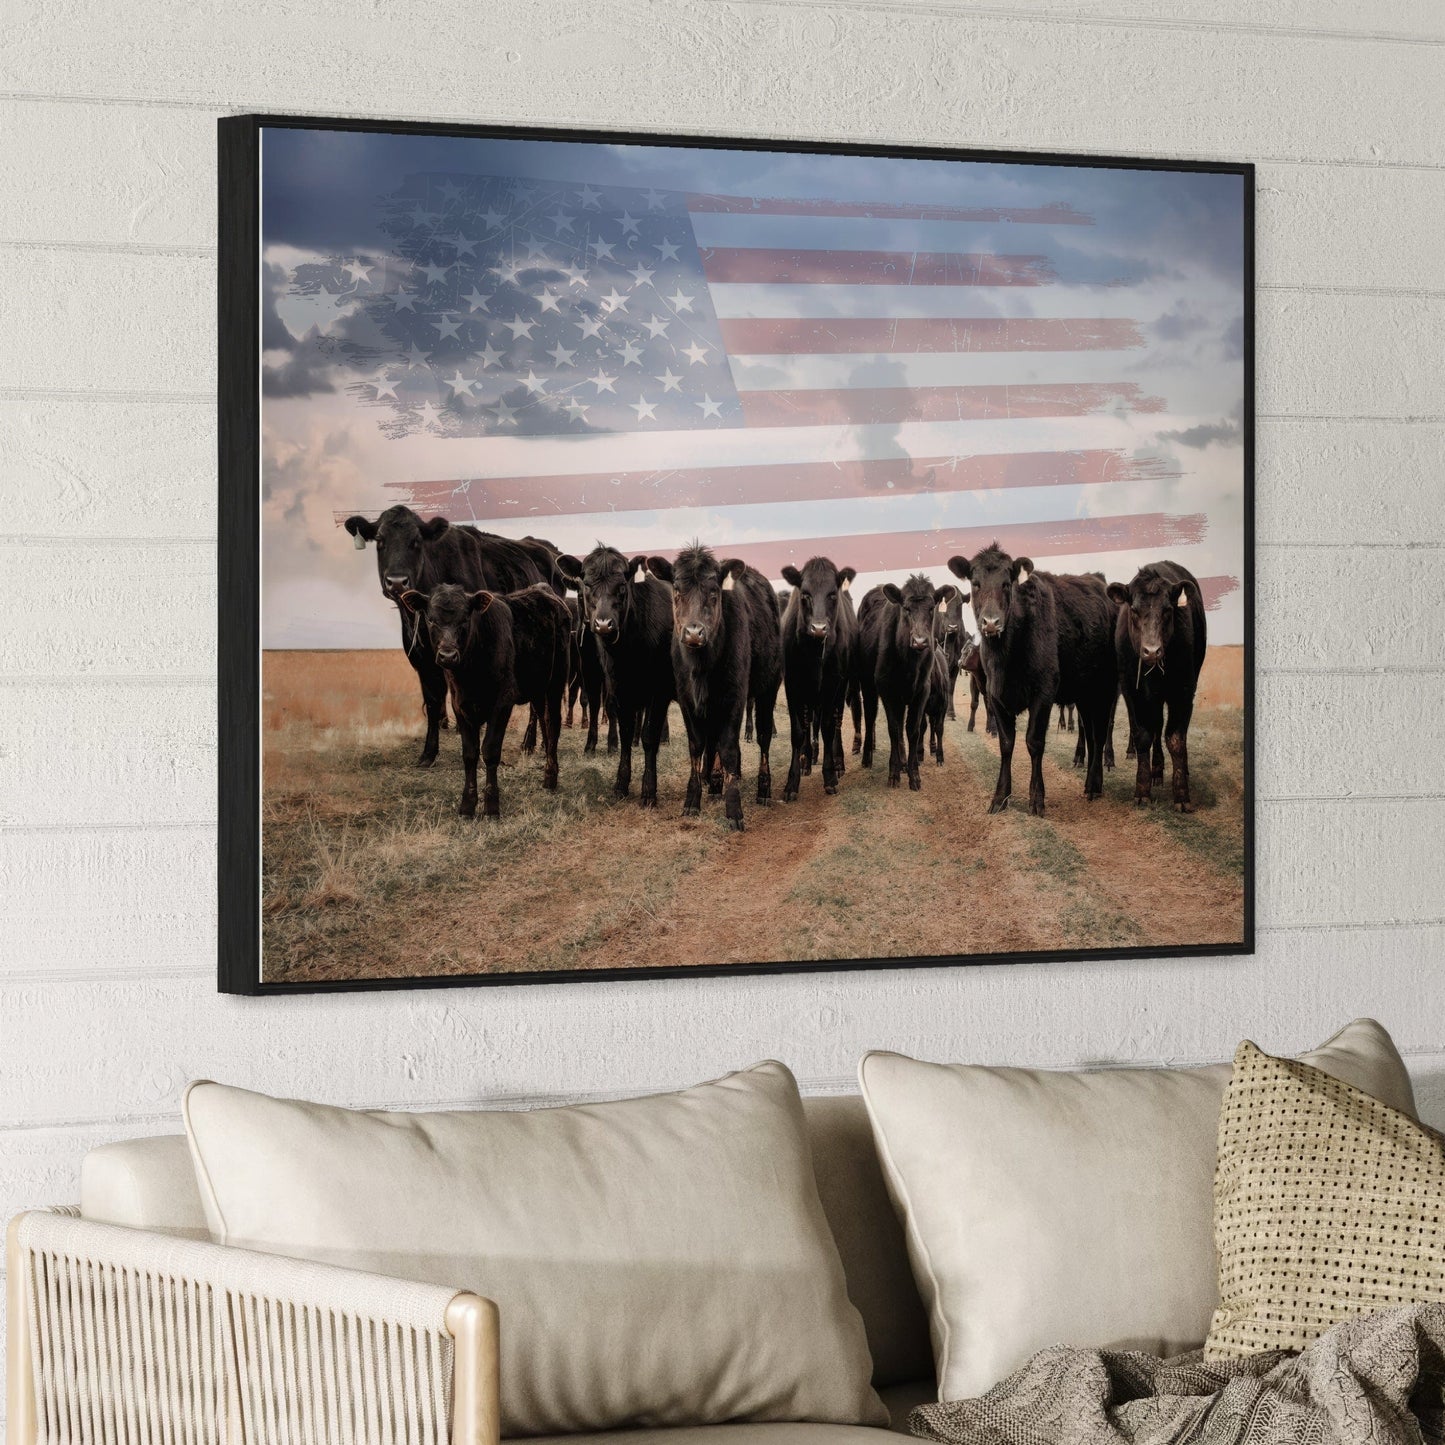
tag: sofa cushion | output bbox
[184,1061,886,1437]
[858,1019,1416,1402]
[522,1425,903,1445]
[80,1134,210,1240]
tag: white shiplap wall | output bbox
[3,0,1445,1415]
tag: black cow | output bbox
[556,547,676,808]
[779,558,857,800]
[947,544,1116,814]
[924,643,951,766]
[960,639,994,735]
[343,506,549,766]
[1107,561,1207,810]
[856,574,957,790]
[401,582,570,819]
[647,546,782,831]
[938,586,968,720]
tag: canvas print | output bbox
[232,119,1250,989]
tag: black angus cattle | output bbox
[1108,560,1207,810]
[779,558,857,800]
[924,642,951,766]
[938,586,968,720]
[401,582,570,819]
[947,544,1116,814]
[856,574,957,790]
[1057,703,1075,733]
[556,547,675,807]
[647,546,782,831]
[344,506,550,766]
[960,639,993,735]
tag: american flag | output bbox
[280,163,1242,618]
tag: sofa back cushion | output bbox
[184,1062,886,1437]
[858,1019,1416,1403]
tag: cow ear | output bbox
[555,554,584,586]
[468,590,495,615]
[718,558,745,592]
[780,565,803,588]
[628,555,651,586]
[882,583,903,605]
[398,589,427,615]
[344,515,378,546]
[421,515,450,541]
[838,566,856,590]
[1012,556,1034,585]
[946,555,971,581]
[935,584,958,607]
[1107,582,1131,607]
[646,555,673,583]
[1176,584,1191,609]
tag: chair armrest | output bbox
[7,1210,500,1445]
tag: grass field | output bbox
[261,646,1247,984]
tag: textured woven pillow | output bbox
[1207,1040,1445,1359]
[184,1063,885,1436]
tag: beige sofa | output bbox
[8,1098,933,1445]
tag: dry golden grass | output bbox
[261,647,1248,984]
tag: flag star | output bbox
[589,370,618,393]
[628,262,656,287]
[681,340,709,365]
[491,259,525,285]
[564,395,590,421]
[403,343,430,369]
[667,288,695,312]
[576,184,603,209]
[343,260,373,285]
[477,342,504,369]
[371,370,399,399]
[523,234,550,260]
[537,288,563,314]
[445,370,476,397]
[657,238,682,261]
[600,288,628,314]
[409,204,439,227]
[548,342,578,367]
[576,314,606,340]
[695,394,724,419]
[453,235,478,258]
[590,237,616,261]
[463,288,492,312]
[437,180,464,204]
[617,339,644,367]
[618,212,641,235]
[641,315,670,339]
[630,395,659,421]
[391,289,418,311]
[549,208,575,233]
[420,261,450,285]
[656,368,683,393]
[417,400,443,427]
[522,369,548,394]
[490,396,520,427]
[642,187,668,211]
[561,264,588,289]
[504,316,535,340]
[481,207,506,230]
[434,315,463,340]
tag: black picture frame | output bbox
[219,113,1254,996]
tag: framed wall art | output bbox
[219,114,1253,994]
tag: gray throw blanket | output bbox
[911,1304,1445,1445]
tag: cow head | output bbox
[781,557,855,643]
[937,584,966,639]
[882,573,956,652]
[344,505,450,601]
[948,544,1031,640]
[651,545,740,651]
[401,582,493,668]
[1108,568,1192,669]
[557,546,651,646]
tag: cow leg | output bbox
[989,703,1015,813]
[946,666,957,722]
[1133,698,1160,806]
[480,705,511,819]
[744,697,754,744]
[418,671,446,767]
[754,681,778,806]
[606,702,619,754]
[705,743,723,796]
[456,712,480,818]
[1166,695,1195,812]
[1103,691,1118,770]
[1072,728,1086,768]
[679,708,704,817]
[785,701,807,803]
[520,705,538,756]
[861,683,879,769]
[833,712,846,777]
[583,678,601,754]
[1025,697,1051,816]
[541,684,561,791]
[640,693,666,809]
[614,702,636,798]
[1081,704,1105,802]
[882,695,908,788]
[967,678,979,732]
[905,701,926,790]
[1151,734,1165,785]
[719,727,746,832]
[849,684,863,755]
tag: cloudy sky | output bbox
[259,127,1246,648]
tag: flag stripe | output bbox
[377,449,1180,520]
[722,512,1208,578]
[717,316,1145,354]
[699,247,1056,287]
[738,382,1166,429]
[684,194,1094,225]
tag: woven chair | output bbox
[7,1211,500,1445]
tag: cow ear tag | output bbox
[1177,586,1189,608]
[633,562,648,585]
[937,598,946,611]
[840,577,851,592]
[722,572,736,591]
[353,533,367,550]
[1017,566,1030,585]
